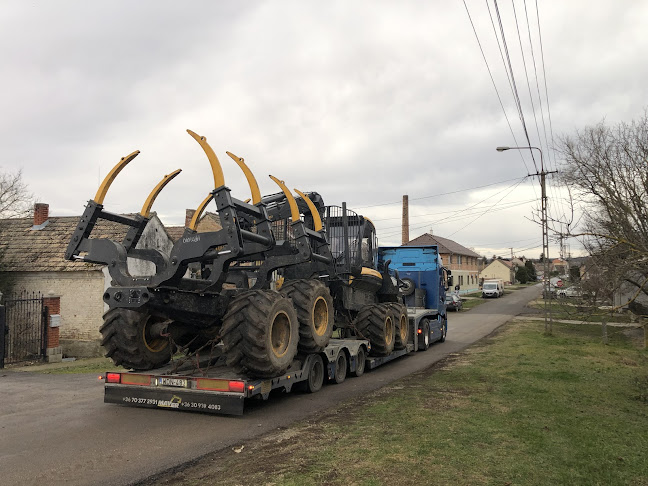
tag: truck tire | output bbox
[354,303,395,356]
[333,351,347,384]
[280,279,334,353]
[100,308,172,370]
[305,354,325,393]
[440,317,447,342]
[391,303,409,350]
[351,345,366,377]
[418,318,430,351]
[221,290,299,378]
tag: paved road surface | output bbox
[0,285,541,486]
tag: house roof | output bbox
[0,215,132,272]
[165,226,185,242]
[482,259,515,271]
[404,233,480,258]
[165,212,222,242]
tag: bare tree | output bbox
[0,168,32,218]
[558,110,648,314]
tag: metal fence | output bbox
[2,291,47,365]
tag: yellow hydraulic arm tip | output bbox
[269,175,300,223]
[294,189,323,232]
[186,129,225,190]
[140,169,182,218]
[226,151,261,205]
[188,193,215,231]
[93,150,140,204]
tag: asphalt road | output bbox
[0,285,541,486]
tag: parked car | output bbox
[445,293,463,311]
[557,286,585,299]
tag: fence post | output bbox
[0,304,6,369]
[42,294,63,363]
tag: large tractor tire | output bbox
[391,303,409,350]
[280,279,334,353]
[100,308,172,370]
[354,303,395,356]
[221,290,299,378]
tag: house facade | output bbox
[479,259,516,285]
[0,203,173,357]
[404,233,481,294]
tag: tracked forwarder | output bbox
[66,130,451,415]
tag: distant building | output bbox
[404,233,480,294]
[479,259,516,285]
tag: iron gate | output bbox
[2,291,47,365]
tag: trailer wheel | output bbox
[100,308,171,370]
[280,279,334,353]
[351,345,366,377]
[333,351,347,384]
[391,304,409,350]
[354,303,395,356]
[221,290,299,378]
[305,354,325,393]
[418,319,430,351]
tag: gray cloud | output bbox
[2,0,646,258]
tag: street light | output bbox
[496,145,553,334]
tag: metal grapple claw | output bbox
[140,169,182,218]
[186,129,225,190]
[269,175,300,223]
[294,189,323,232]
[94,150,140,204]
[226,151,261,205]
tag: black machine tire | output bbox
[418,318,430,351]
[305,354,325,393]
[100,308,172,370]
[351,345,366,377]
[354,303,395,356]
[333,351,347,384]
[391,303,409,350]
[280,279,334,353]
[401,278,416,296]
[440,317,448,342]
[221,290,299,378]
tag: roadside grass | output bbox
[527,299,635,324]
[459,298,487,311]
[160,320,648,486]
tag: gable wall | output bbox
[9,270,105,341]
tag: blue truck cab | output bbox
[378,245,452,349]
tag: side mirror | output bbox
[448,275,454,288]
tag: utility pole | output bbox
[497,146,557,334]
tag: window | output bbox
[457,255,462,264]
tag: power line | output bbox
[352,175,526,209]
[462,0,534,176]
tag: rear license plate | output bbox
[158,377,188,388]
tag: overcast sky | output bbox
[2,1,647,259]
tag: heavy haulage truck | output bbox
[65,130,452,415]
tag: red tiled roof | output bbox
[404,233,480,258]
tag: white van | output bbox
[482,279,504,298]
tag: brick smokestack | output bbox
[185,209,196,228]
[34,203,49,225]
[402,195,409,245]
